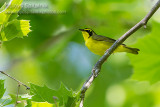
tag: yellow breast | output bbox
[85,37,113,56]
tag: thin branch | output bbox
[79,0,160,107]
[0,71,29,106]
[15,84,20,107]
[0,71,30,90]
[53,96,58,107]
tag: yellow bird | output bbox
[79,28,139,56]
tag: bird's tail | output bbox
[125,46,140,54]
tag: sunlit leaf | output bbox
[32,102,55,107]
[30,83,80,106]
[129,21,160,84]
[1,19,31,41]
[0,0,22,24]
[0,0,31,42]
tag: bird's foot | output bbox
[92,68,98,77]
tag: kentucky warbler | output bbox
[79,28,139,56]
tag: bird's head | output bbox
[79,28,96,41]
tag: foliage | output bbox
[30,83,80,107]
[129,21,160,84]
[0,0,31,42]
[0,0,160,107]
[0,80,5,99]
[0,80,12,107]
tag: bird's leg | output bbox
[92,68,96,75]
[92,68,98,77]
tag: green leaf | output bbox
[32,102,55,107]
[0,99,12,107]
[30,83,80,107]
[0,80,5,99]
[0,0,31,42]
[0,3,6,12]
[128,21,160,84]
[1,19,31,41]
[25,99,32,107]
[0,2,19,22]
[10,94,33,107]
[0,80,12,107]
[0,0,22,24]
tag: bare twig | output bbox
[79,0,160,107]
[53,96,58,107]
[0,71,30,90]
[15,84,21,107]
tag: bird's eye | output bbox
[85,29,93,38]
[87,30,93,37]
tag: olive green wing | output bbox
[92,35,126,46]
[92,35,116,43]
[92,35,140,54]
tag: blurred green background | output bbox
[1,0,160,106]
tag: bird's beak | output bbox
[79,29,85,31]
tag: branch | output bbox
[79,0,160,107]
[0,71,30,90]
[15,84,20,107]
